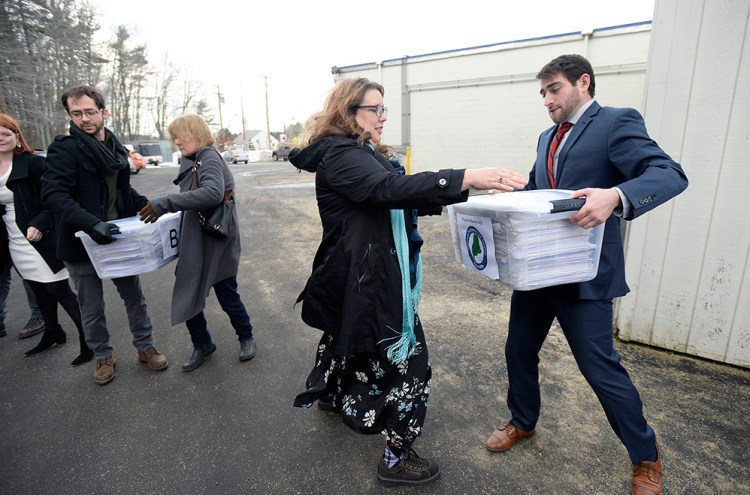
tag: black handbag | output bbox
[192,159,235,238]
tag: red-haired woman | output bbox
[0,114,92,365]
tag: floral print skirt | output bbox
[293,320,431,454]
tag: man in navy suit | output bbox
[485,55,688,495]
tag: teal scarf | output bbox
[385,208,423,364]
[365,142,423,364]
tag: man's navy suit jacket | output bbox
[527,101,688,300]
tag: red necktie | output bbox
[547,121,572,188]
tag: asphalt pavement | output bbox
[1,162,748,494]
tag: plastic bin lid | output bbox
[74,212,181,239]
[465,189,575,214]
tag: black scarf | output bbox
[172,151,199,185]
[68,121,129,176]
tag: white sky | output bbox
[94,0,655,134]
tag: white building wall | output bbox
[617,0,750,368]
[335,24,652,174]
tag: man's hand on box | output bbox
[569,188,621,229]
[88,221,120,245]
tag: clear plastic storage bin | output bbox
[447,190,604,291]
[75,212,181,279]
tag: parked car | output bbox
[272,144,292,161]
[135,142,163,165]
[223,149,250,164]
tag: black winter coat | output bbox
[1,153,63,273]
[290,135,468,356]
[41,132,148,262]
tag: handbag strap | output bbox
[192,161,201,190]
[192,158,234,204]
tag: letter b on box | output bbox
[159,217,181,259]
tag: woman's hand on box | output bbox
[138,202,161,224]
[462,168,528,193]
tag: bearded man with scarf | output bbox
[41,85,168,386]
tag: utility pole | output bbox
[240,82,247,150]
[217,85,225,146]
[263,76,271,150]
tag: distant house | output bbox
[271,132,290,149]
[244,130,279,151]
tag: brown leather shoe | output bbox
[486,420,535,452]
[138,347,168,371]
[94,356,116,386]
[631,447,663,495]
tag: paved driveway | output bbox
[1,162,748,494]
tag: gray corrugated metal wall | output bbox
[617,0,750,368]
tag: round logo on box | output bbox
[465,226,487,270]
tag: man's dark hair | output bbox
[536,54,596,98]
[61,85,107,112]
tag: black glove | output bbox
[88,221,120,245]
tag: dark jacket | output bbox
[41,132,148,262]
[528,101,688,299]
[290,135,468,355]
[1,153,63,273]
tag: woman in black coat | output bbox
[290,77,526,487]
[0,114,91,365]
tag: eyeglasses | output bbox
[69,109,102,119]
[356,105,388,117]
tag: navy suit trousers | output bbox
[505,286,657,464]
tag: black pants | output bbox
[27,279,83,334]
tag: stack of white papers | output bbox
[447,190,604,290]
[75,213,181,279]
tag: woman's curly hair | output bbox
[299,77,392,157]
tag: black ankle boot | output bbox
[25,325,66,357]
[71,331,94,366]
[71,348,94,366]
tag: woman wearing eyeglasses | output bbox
[290,77,527,486]
[0,114,92,365]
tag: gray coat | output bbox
[150,146,241,325]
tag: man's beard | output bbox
[78,120,104,137]
[553,91,582,124]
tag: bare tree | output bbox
[150,56,176,139]
[105,25,149,141]
[0,0,102,148]
[2,1,207,147]
[177,68,201,115]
